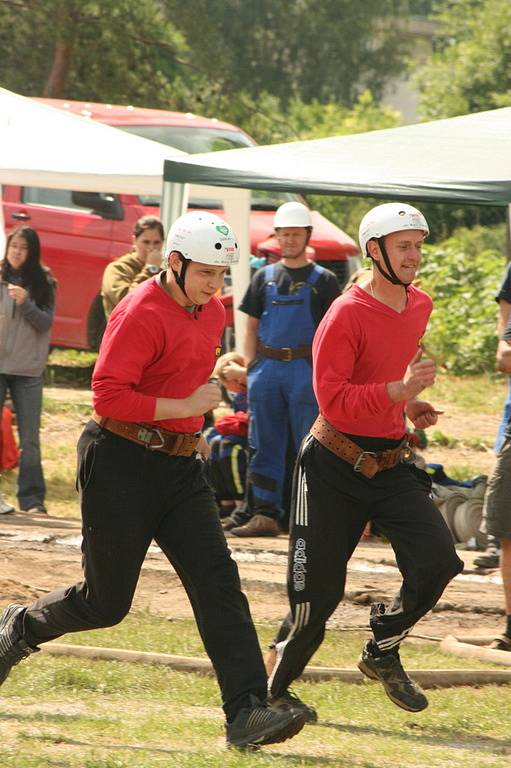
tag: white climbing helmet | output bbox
[359,203,429,257]
[166,211,239,266]
[274,201,312,229]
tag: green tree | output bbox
[164,0,412,107]
[417,0,511,119]
[419,226,506,374]
[0,0,195,107]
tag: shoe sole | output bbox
[227,711,306,748]
[357,658,429,713]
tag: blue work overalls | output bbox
[247,263,322,520]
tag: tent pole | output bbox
[223,189,251,354]
[160,180,188,237]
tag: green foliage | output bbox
[414,203,507,244]
[419,225,507,374]
[165,0,411,107]
[0,0,414,118]
[417,0,511,119]
[0,0,194,107]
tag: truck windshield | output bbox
[120,124,254,153]
[118,124,296,210]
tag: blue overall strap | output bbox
[263,263,277,286]
[305,263,323,287]
[266,261,323,287]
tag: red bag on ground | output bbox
[1,407,19,470]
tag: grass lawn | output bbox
[1,614,510,768]
[429,372,508,416]
[1,375,511,765]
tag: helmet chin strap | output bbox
[171,254,191,299]
[372,236,411,288]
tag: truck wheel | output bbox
[87,294,107,351]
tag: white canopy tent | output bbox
[0,87,251,312]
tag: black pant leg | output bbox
[269,437,369,697]
[154,457,267,721]
[369,463,464,650]
[23,424,155,645]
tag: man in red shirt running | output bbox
[0,211,306,749]
[266,203,464,719]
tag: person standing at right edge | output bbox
[267,203,464,721]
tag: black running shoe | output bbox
[473,552,500,569]
[270,689,318,723]
[357,641,428,712]
[226,695,306,748]
[0,604,39,685]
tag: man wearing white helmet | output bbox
[266,202,463,719]
[227,201,340,537]
[0,211,307,749]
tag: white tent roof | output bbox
[164,107,511,206]
[0,87,184,195]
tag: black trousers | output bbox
[269,434,464,698]
[21,421,267,721]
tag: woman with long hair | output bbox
[0,227,55,514]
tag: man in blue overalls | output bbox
[231,202,340,536]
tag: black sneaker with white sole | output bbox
[357,641,428,712]
[269,689,318,723]
[226,694,306,748]
[0,604,40,685]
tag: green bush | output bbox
[419,225,507,375]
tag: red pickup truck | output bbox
[2,99,359,349]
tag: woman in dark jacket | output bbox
[0,227,55,514]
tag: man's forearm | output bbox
[244,318,259,363]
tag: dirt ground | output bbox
[0,387,505,643]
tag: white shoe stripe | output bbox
[376,628,411,650]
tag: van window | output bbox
[22,187,91,211]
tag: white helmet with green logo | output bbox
[166,211,239,266]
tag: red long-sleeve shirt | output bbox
[312,284,432,439]
[93,276,224,433]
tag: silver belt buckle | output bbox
[354,450,376,473]
[147,427,165,451]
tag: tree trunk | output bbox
[43,38,74,97]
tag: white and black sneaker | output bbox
[0,604,39,685]
[226,694,306,748]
